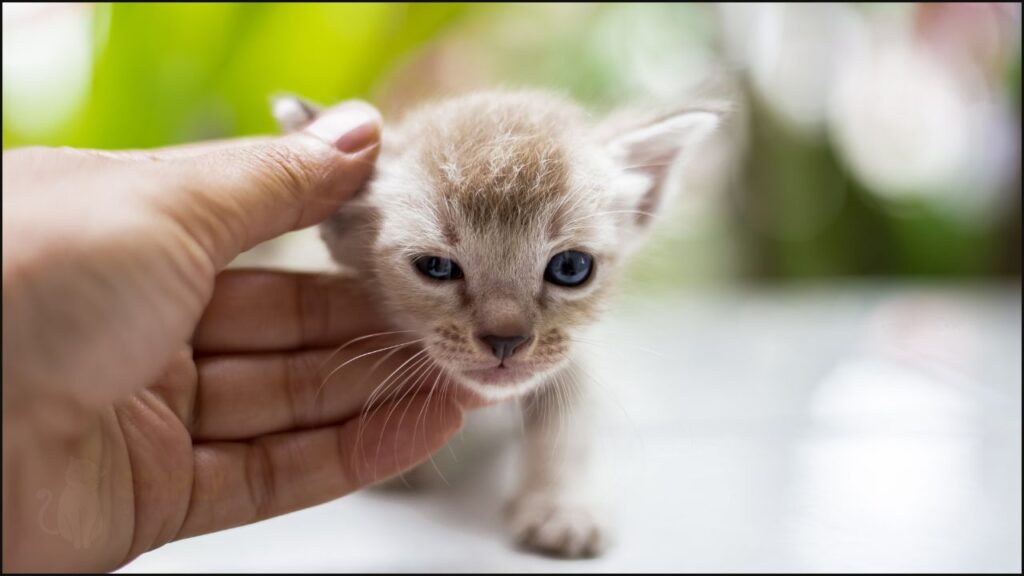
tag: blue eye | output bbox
[414,256,464,281]
[544,250,594,287]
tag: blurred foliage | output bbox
[4,3,469,149]
[3,3,1020,284]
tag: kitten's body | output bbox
[275,89,719,558]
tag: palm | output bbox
[6,271,461,572]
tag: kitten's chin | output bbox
[451,366,548,401]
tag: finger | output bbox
[175,393,462,539]
[73,137,272,162]
[114,96,320,159]
[142,100,382,269]
[190,339,439,441]
[193,270,391,354]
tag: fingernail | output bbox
[304,101,381,154]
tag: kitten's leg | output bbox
[508,359,607,558]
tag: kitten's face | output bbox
[371,136,622,399]
[301,91,720,400]
[374,231,614,399]
[363,93,633,400]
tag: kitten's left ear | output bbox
[271,94,322,133]
[272,94,407,159]
[604,107,723,231]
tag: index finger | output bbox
[193,270,393,354]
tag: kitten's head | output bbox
[275,90,720,400]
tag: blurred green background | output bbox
[3,3,1020,289]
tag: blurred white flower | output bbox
[829,37,971,198]
[2,3,98,138]
[828,28,1015,222]
[594,4,719,102]
[720,3,1019,224]
[718,3,860,135]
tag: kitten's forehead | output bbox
[377,91,623,260]
[410,92,594,236]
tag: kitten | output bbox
[274,89,720,558]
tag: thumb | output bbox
[154,100,381,268]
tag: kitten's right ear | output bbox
[271,94,322,133]
[602,105,724,234]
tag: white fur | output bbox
[274,90,722,558]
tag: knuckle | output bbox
[245,440,276,522]
[252,141,322,201]
[283,351,324,429]
[5,145,66,171]
[7,144,56,159]
[295,275,331,347]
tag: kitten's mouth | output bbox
[460,364,534,386]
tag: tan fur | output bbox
[338,90,630,400]
[416,92,580,232]
[274,88,721,557]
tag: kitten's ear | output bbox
[271,94,406,159]
[271,94,322,133]
[604,107,723,231]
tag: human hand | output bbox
[2,102,465,572]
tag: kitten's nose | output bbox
[479,334,531,361]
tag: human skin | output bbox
[2,102,470,572]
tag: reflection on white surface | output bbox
[119,284,1022,573]
[810,356,980,432]
[791,435,979,572]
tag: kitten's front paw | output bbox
[507,491,608,559]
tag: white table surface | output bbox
[118,273,1021,573]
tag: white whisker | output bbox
[317,337,424,401]
[378,355,437,474]
[354,348,430,472]
[317,329,420,372]
[570,336,666,359]
[415,366,451,486]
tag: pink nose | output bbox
[478,334,530,360]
